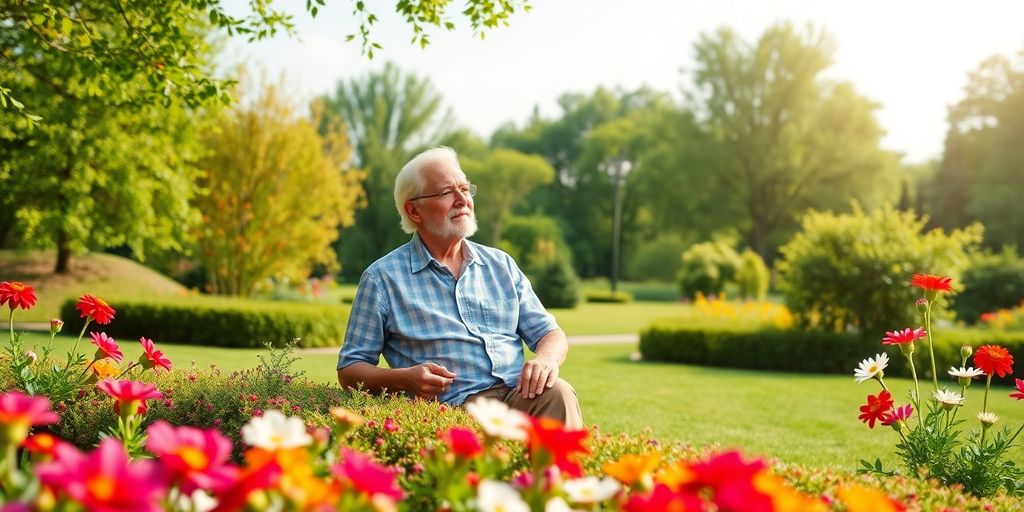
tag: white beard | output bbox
[426,209,478,240]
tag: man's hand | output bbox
[403,363,456,399]
[515,355,559,400]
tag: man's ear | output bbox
[404,201,422,225]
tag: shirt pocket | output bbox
[477,297,519,334]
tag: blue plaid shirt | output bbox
[338,234,560,405]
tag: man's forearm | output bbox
[534,328,568,365]
[337,362,409,394]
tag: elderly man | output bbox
[337,146,582,427]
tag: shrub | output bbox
[59,295,348,348]
[638,323,1024,385]
[677,241,742,298]
[735,249,770,300]
[776,204,981,334]
[626,234,688,282]
[953,247,1024,324]
[533,256,580,309]
[583,290,633,303]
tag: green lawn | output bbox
[16,331,1024,469]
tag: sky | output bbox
[222,0,1024,164]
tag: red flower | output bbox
[1011,379,1024,400]
[910,273,952,293]
[139,337,172,371]
[623,483,704,512]
[975,345,1014,378]
[75,294,115,325]
[89,332,123,362]
[687,451,772,511]
[331,448,403,501]
[881,328,927,346]
[0,281,36,310]
[525,416,590,477]
[442,426,483,459]
[859,390,894,429]
[980,312,997,323]
[23,433,66,459]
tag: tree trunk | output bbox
[55,229,72,274]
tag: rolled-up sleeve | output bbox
[512,258,560,351]
[338,270,389,369]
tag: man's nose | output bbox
[452,189,471,206]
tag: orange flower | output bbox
[0,281,36,310]
[602,452,661,487]
[974,345,1014,378]
[754,472,827,512]
[75,294,115,325]
[653,460,696,491]
[910,273,952,294]
[837,485,905,512]
[91,359,119,380]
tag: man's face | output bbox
[413,163,477,241]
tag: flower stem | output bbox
[1006,422,1024,446]
[7,309,13,345]
[983,374,992,413]
[116,362,140,380]
[71,318,92,358]
[925,302,938,391]
[877,377,889,393]
[908,357,924,429]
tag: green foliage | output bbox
[462,148,555,245]
[58,296,348,348]
[931,52,1024,250]
[499,215,579,308]
[626,234,688,283]
[195,78,364,296]
[315,63,453,279]
[533,256,581,309]
[677,241,741,298]
[583,290,633,303]
[954,248,1024,324]
[687,22,900,259]
[777,204,981,334]
[735,249,770,300]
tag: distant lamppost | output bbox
[607,154,632,295]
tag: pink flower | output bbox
[882,328,927,346]
[96,379,162,418]
[35,438,166,512]
[331,448,403,501]
[145,421,238,494]
[442,426,483,459]
[138,337,172,371]
[0,392,59,445]
[881,404,914,426]
[90,332,123,362]
[1011,379,1024,400]
[383,417,398,433]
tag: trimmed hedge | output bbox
[584,290,634,303]
[60,295,348,348]
[639,323,1024,385]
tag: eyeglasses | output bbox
[408,183,477,202]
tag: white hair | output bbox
[394,146,462,234]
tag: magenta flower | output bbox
[1011,378,1024,400]
[96,379,162,418]
[89,332,123,362]
[442,426,483,459]
[0,392,59,445]
[36,438,166,512]
[881,327,927,346]
[145,421,237,493]
[332,448,403,501]
[138,337,172,371]
[383,417,398,433]
[881,404,914,426]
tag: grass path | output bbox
[16,331,1024,469]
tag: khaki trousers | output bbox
[464,378,584,429]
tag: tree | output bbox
[687,22,900,261]
[1,0,530,121]
[462,148,554,245]
[932,51,1024,249]
[194,79,364,296]
[315,62,453,279]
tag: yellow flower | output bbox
[836,485,903,512]
[91,359,119,380]
[652,459,695,491]
[601,452,661,488]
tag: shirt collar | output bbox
[409,233,486,274]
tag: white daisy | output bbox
[933,389,964,410]
[977,411,999,427]
[466,398,528,441]
[175,490,218,512]
[241,410,312,450]
[562,476,621,504]
[545,497,573,512]
[853,353,889,383]
[948,366,984,378]
[476,480,529,512]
